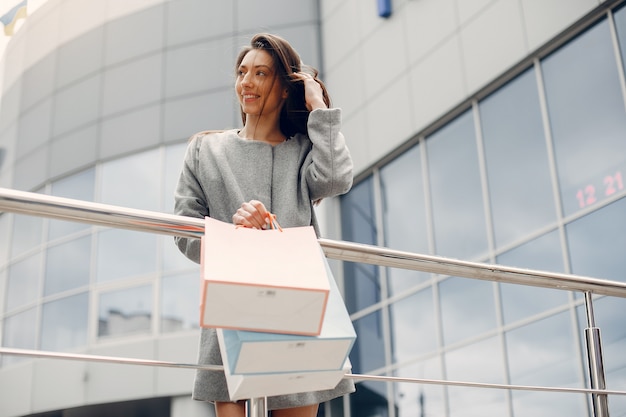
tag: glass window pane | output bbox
[341,178,380,313]
[480,69,557,248]
[445,337,507,416]
[96,229,157,283]
[351,310,385,375]
[590,297,626,391]
[98,285,152,337]
[389,288,437,363]
[439,277,496,345]
[613,5,626,78]
[6,253,41,312]
[162,235,198,271]
[380,145,431,294]
[395,358,445,417]
[164,142,187,214]
[506,312,580,386]
[542,19,626,217]
[49,168,95,239]
[44,236,91,295]
[427,110,488,259]
[11,214,43,258]
[566,197,626,282]
[161,272,200,332]
[100,148,161,211]
[0,214,9,266]
[497,230,568,324]
[1,308,37,366]
[40,292,89,351]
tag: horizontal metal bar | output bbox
[2,187,626,298]
[2,347,626,397]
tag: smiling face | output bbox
[235,49,288,123]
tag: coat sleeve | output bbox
[304,108,354,201]
[173,137,207,264]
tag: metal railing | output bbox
[1,187,626,417]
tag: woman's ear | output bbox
[282,88,289,99]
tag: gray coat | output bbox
[174,108,356,409]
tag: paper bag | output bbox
[222,359,352,401]
[200,217,329,335]
[217,256,356,375]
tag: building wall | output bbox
[1,0,625,417]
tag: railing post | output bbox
[246,397,268,417]
[584,292,609,417]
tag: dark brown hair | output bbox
[236,33,331,138]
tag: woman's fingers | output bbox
[232,200,269,229]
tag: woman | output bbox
[174,33,355,416]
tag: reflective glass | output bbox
[614,5,626,77]
[1,308,37,366]
[380,144,431,294]
[162,235,198,271]
[506,312,586,416]
[49,168,95,240]
[542,19,626,217]
[497,230,568,324]
[445,337,507,417]
[439,277,497,345]
[0,214,9,266]
[480,69,557,248]
[350,310,385,375]
[98,285,152,337]
[96,229,157,283]
[350,381,389,417]
[394,358,445,417]
[163,142,187,214]
[341,178,380,313]
[161,272,200,332]
[10,214,43,257]
[426,110,488,260]
[44,235,91,295]
[566,197,626,282]
[40,292,89,351]
[100,148,161,211]
[6,253,41,312]
[389,288,437,363]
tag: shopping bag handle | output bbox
[235,212,283,231]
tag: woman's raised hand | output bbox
[294,71,327,111]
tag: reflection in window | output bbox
[439,277,496,345]
[1,308,37,366]
[163,143,187,214]
[497,230,568,324]
[615,5,626,74]
[394,358,445,417]
[341,178,380,313]
[41,293,88,351]
[350,310,385,375]
[6,253,41,312]
[389,288,437,363]
[586,296,626,413]
[542,19,626,217]
[426,110,488,260]
[44,235,91,295]
[100,148,161,211]
[0,214,9,266]
[10,214,43,258]
[566,197,626,282]
[380,144,431,294]
[445,337,507,417]
[161,272,200,332]
[49,168,95,240]
[480,69,556,249]
[96,229,157,283]
[98,285,152,337]
[506,312,586,416]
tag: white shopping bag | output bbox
[217,255,356,375]
[221,359,352,401]
[200,217,329,335]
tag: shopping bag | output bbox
[222,358,352,401]
[200,216,330,335]
[217,254,356,375]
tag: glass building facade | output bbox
[341,4,626,417]
[0,0,625,417]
